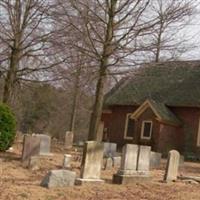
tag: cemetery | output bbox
[0,133,200,200]
[0,1,200,199]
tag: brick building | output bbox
[102,61,200,158]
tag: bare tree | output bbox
[147,0,197,62]
[53,0,160,140]
[0,0,62,104]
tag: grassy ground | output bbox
[0,143,200,200]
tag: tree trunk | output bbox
[3,0,21,104]
[3,48,19,104]
[69,68,81,132]
[88,64,107,141]
[88,0,116,141]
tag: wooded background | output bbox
[0,0,199,141]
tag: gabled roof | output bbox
[104,60,200,107]
[131,99,181,126]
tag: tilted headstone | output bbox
[41,170,76,188]
[63,154,72,168]
[65,131,74,149]
[150,151,162,169]
[164,150,180,182]
[103,142,117,157]
[76,141,104,185]
[22,135,40,161]
[35,134,51,155]
[137,145,151,174]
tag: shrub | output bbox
[0,103,16,151]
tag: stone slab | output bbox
[34,134,51,155]
[65,131,74,149]
[164,150,180,182]
[113,156,121,168]
[113,173,152,185]
[150,151,162,169]
[41,170,76,188]
[63,154,72,168]
[75,178,105,185]
[120,144,139,172]
[28,156,40,170]
[137,145,151,172]
[103,157,113,170]
[21,135,40,161]
[103,142,117,157]
[80,141,104,179]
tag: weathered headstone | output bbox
[164,150,180,182]
[103,157,113,170]
[63,154,72,168]
[35,134,51,155]
[150,151,162,169]
[113,144,151,184]
[65,131,74,149]
[22,135,40,161]
[28,156,40,170]
[76,141,104,185]
[41,170,76,188]
[103,142,117,157]
[114,144,138,177]
[113,156,121,168]
[137,145,151,174]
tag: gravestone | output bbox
[113,144,151,184]
[41,170,76,188]
[137,145,151,174]
[150,151,162,169]
[63,154,72,168]
[103,142,117,157]
[28,156,40,170]
[113,156,121,168]
[103,157,113,170]
[22,135,40,161]
[76,141,104,185]
[164,150,180,182]
[65,131,74,149]
[35,134,51,155]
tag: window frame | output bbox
[124,113,134,140]
[141,120,153,140]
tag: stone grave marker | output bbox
[76,141,104,185]
[113,156,121,168]
[41,170,76,188]
[28,156,40,170]
[164,150,180,182]
[65,131,74,149]
[137,145,151,174]
[113,144,151,184]
[34,134,51,155]
[103,142,117,157]
[22,135,40,161]
[150,151,162,169]
[63,154,72,168]
[103,157,113,170]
